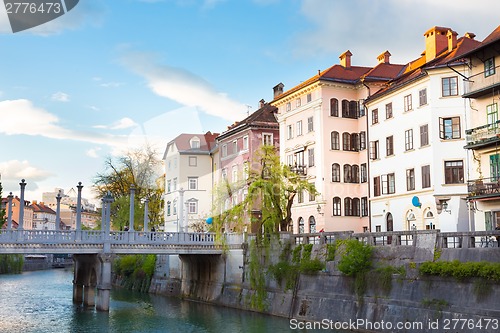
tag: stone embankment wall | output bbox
[149,233,500,333]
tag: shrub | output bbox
[337,239,373,276]
[299,259,324,274]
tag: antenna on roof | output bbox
[246,105,252,116]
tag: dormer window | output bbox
[190,137,200,149]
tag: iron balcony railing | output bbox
[465,120,500,148]
[467,177,500,198]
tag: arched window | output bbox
[341,99,349,117]
[344,197,353,216]
[342,132,351,151]
[330,98,339,117]
[351,133,359,151]
[331,131,340,150]
[333,197,341,216]
[352,164,359,183]
[343,164,352,183]
[298,217,305,234]
[349,100,358,118]
[332,163,341,182]
[309,216,316,233]
[352,198,360,216]
[406,210,416,230]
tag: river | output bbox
[0,269,320,333]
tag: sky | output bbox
[0,0,499,205]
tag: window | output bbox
[331,131,340,150]
[166,201,171,216]
[308,185,315,201]
[307,93,312,103]
[263,133,273,145]
[352,165,359,183]
[490,154,500,181]
[298,218,304,234]
[307,117,314,132]
[332,163,340,182]
[406,168,415,191]
[296,121,303,136]
[287,125,293,139]
[342,132,351,151]
[439,117,461,139]
[374,176,381,196]
[188,177,198,190]
[232,165,238,183]
[221,168,227,180]
[349,101,358,118]
[296,98,301,108]
[404,94,412,112]
[485,57,495,77]
[243,162,249,180]
[342,100,349,118]
[487,103,498,125]
[420,124,429,146]
[222,144,227,157]
[330,98,339,117]
[243,136,249,150]
[286,102,291,112]
[359,100,365,117]
[188,200,198,214]
[189,156,197,166]
[173,199,177,215]
[444,160,464,184]
[361,197,368,217]
[385,103,393,119]
[370,140,379,160]
[360,163,367,183]
[405,129,413,151]
[359,131,366,150]
[386,136,394,156]
[333,197,341,216]
[308,148,315,167]
[344,198,353,216]
[351,133,359,152]
[232,140,237,154]
[372,109,379,124]
[381,173,396,194]
[309,217,316,233]
[173,178,177,191]
[297,190,303,203]
[167,180,171,193]
[419,88,427,106]
[190,137,200,149]
[442,76,458,96]
[422,165,431,188]
[343,164,351,183]
[352,198,360,217]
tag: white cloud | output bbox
[100,82,125,88]
[87,105,100,111]
[0,99,128,149]
[0,160,52,192]
[294,0,500,66]
[86,148,101,158]
[122,52,247,122]
[51,91,70,102]
[94,117,138,130]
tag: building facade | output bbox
[30,201,56,230]
[366,26,480,233]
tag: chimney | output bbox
[424,26,449,62]
[377,50,391,64]
[32,200,37,205]
[273,83,284,98]
[339,50,352,68]
[447,30,458,52]
[259,99,265,108]
[465,32,476,40]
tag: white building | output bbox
[365,26,481,232]
[163,132,218,232]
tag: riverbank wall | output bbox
[149,232,500,333]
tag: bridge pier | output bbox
[73,254,109,310]
[96,254,113,311]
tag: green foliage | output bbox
[0,255,24,274]
[292,244,302,264]
[419,260,500,282]
[337,240,373,276]
[301,244,313,261]
[433,248,442,261]
[370,265,405,295]
[113,254,157,293]
[299,259,324,274]
[421,298,449,311]
[326,243,337,261]
[248,240,267,311]
[268,261,298,290]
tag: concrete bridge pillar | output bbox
[73,254,100,308]
[96,253,113,311]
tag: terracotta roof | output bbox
[362,62,406,82]
[217,102,278,140]
[482,25,500,45]
[447,25,500,61]
[366,35,482,103]
[30,202,56,214]
[164,131,220,158]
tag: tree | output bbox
[93,145,164,231]
[211,145,317,237]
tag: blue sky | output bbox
[0,0,498,203]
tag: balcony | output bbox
[289,164,307,176]
[467,177,500,199]
[463,68,500,99]
[464,120,500,149]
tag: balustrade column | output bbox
[76,182,83,230]
[55,191,62,232]
[143,198,149,232]
[128,184,135,232]
[7,192,13,230]
[18,179,26,231]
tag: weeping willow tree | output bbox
[93,145,164,231]
[211,145,317,239]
